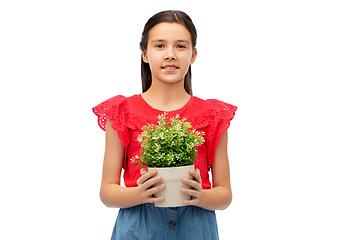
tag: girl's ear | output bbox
[142,50,149,63]
[190,48,197,65]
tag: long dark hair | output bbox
[140,10,197,95]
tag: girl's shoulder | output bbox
[186,96,237,135]
[92,94,139,117]
[92,94,131,131]
[191,96,237,120]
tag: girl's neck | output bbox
[141,78,191,112]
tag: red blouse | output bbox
[93,94,237,189]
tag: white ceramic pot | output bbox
[148,165,194,207]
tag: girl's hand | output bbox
[181,169,202,206]
[136,168,165,203]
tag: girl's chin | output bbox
[153,75,186,85]
[158,78,185,85]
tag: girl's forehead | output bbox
[148,22,192,42]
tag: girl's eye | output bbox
[177,45,186,49]
[155,44,164,48]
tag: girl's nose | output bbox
[165,48,176,61]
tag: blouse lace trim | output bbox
[93,95,237,168]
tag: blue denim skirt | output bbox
[111,203,219,240]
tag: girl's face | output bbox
[142,22,197,86]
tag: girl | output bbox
[93,10,237,240]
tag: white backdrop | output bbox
[1,1,349,239]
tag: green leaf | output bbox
[131,113,205,168]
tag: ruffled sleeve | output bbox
[92,95,130,147]
[205,99,237,167]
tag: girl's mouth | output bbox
[161,65,179,72]
[161,65,179,69]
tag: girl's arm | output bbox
[99,119,144,208]
[100,119,165,208]
[101,118,232,210]
[182,130,232,211]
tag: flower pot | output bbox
[148,165,194,207]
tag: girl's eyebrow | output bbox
[150,39,190,45]
[177,39,190,45]
[150,39,166,44]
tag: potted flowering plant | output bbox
[131,113,205,207]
